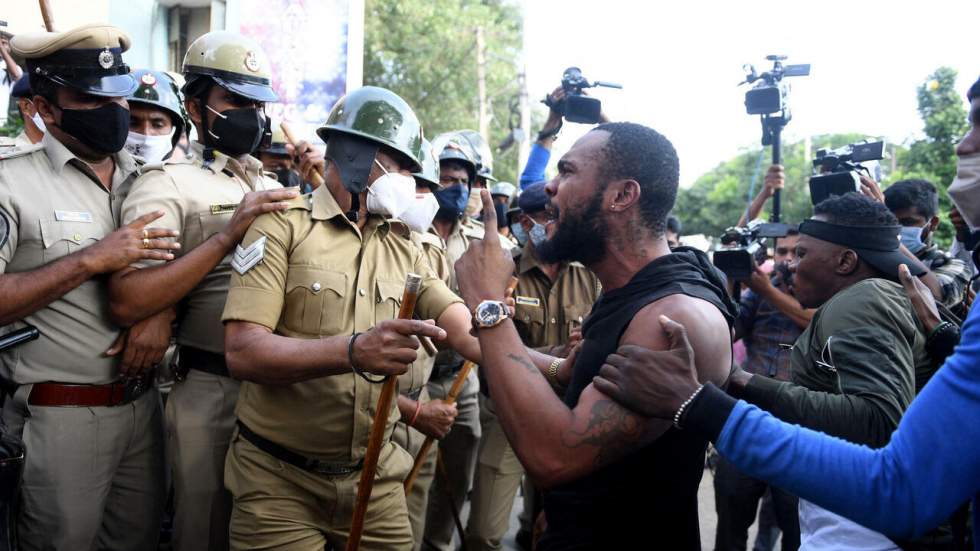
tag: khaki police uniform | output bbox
[221,185,461,551]
[390,229,451,550]
[0,133,166,550]
[120,140,280,551]
[464,244,599,551]
[422,216,514,551]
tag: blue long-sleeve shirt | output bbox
[688,301,980,546]
[520,142,551,190]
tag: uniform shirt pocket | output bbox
[375,279,405,325]
[198,211,233,244]
[562,303,592,337]
[39,219,101,263]
[283,267,346,336]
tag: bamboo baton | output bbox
[279,121,325,188]
[38,0,56,32]
[346,273,424,551]
[404,275,520,494]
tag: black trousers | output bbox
[713,457,801,551]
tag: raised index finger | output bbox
[479,189,500,247]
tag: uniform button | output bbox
[358,288,366,297]
[73,233,82,241]
[524,315,530,322]
[311,282,322,292]
[550,318,557,324]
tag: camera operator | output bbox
[519,87,609,191]
[714,163,805,551]
[884,179,972,312]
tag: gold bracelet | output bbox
[546,358,565,387]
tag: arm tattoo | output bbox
[507,352,541,376]
[561,398,646,468]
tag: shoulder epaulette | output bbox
[0,143,44,161]
[416,231,445,249]
[462,223,485,240]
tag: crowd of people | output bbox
[1,19,979,551]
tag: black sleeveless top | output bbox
[539,248,737,551]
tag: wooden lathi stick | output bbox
[279,121,325,188]
[346,273,423,551]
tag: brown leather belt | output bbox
[178,345,229,378]
[28,374,152,407]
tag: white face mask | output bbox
[367,159,417,218]
[29,108,47,134]
[948,153,980,231]
[124,129,176,163]
[399,192,440,233]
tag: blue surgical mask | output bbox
[510,222,528,246]
[899,225,926,254]
[529,221,549,247]
[434,183,470,218]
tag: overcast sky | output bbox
[522,0,980,186]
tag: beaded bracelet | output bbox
[673,384,705,430]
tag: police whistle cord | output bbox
[346,273,423,551]
[279,122,326,188]
[403,276,519,494]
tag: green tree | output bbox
[891,67,969,246]
[674,133,870,237]
[363,0,524,182]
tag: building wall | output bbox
[108,0,170,71]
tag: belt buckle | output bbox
[308,460,353,476]
[307,458,363,476]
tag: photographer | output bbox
[884,179,971,311]
[519,87,609,190]
[715,163,805,551]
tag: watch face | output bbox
[477,302,503,325]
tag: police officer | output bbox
[123,68,187,164]
[423,132,515,551]
[8,75,43,147]
[0,23,181,549]
[220,86,485,551]
[107,31,299,551]
[464,182,600,551]
[457,129,497,218]
[391,139,459,549]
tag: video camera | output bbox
[808,139,886,205]
[741,56,811,116]
[713,220,792,280]
[544,67,622,125]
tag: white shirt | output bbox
[799,499,899,551]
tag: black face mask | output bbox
[273,167,302,188]
[57,102,130,155]
[208,106,265,157]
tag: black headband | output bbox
[799,219,900,252]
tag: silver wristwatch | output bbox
[472,300,510,329]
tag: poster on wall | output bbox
[239,0,363,144]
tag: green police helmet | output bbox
[127,69,188,145]
[412,139,442,190]
[181,31,278,102]
[431,131,478,184]
[316,86,423,172]
[457,129,496,182]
